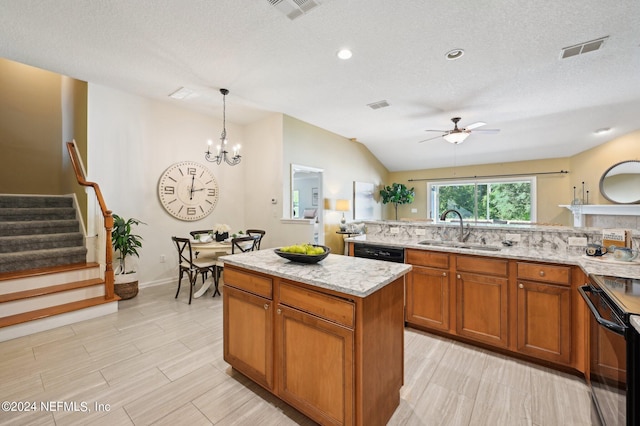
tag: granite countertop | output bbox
[219,249,412,298]
[348,236,640,280]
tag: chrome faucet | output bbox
[440,209,470,242]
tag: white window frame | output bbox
[427,176,537,223]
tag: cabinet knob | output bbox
[264,304,269,310]
[539,270,545,277]
[519,283,524,289]
[277,309,282,314]
[442,272,447,277]
[457,274,461,279]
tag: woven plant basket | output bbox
[114,280,138,299]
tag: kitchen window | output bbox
[427,177,536,223]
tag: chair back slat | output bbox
[246,229,266,250]
[172,236,194,264]
[232,235,260,253]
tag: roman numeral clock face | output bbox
[158,161,219,221]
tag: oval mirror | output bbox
[599,160,640,204]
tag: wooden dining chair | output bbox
[213,235,260,296]
[246,229,266,249]
[172,236,217,303]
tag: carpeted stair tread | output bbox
[0,247,87,273]
[0,262,99,282]
[0,207,76,222]
[0,196,73,209]
[0,220,80,236]
[0,233,84,253]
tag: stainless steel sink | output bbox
[417,240,501,252]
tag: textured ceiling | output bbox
[1,0,639,172]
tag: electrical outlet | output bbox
[505,233,521,242]
[415,228,426,236]
[160,255,166,263]
[568,237,588,246]
[390,227,400,234]
[411,208,418,213]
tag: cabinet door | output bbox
[406,266,450,331]
[516,280,571,364]
[276,304,354,426]
[456,272,508,347]
[223,286,273,390]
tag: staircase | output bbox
[0,195,118,342]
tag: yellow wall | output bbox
[387,130,640,225]
[0,59,64,194]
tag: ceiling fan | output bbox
[419,117,500,144]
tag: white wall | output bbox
[87,84,247,287]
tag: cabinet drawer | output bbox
[406,249,449,269]
[279,281,355,329]
[224,267,273,299]
[517,262,570,286]
[456,255,508,277]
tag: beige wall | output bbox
[0,59,64,194]
[386,130,640,225]
[282,116,389,254]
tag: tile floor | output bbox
[0,282,596,425]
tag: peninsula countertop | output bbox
[219,249,412,297]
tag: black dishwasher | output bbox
[353,243,405,263]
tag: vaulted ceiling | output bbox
[2,0,639,171]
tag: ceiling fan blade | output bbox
[418,135,444,143]
[424,129,449,133]
[472,128,500,134]
[465,121,486,130]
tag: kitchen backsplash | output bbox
[359,220,640,255]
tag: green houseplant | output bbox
[380,183,415,220]
[111,214,145,299]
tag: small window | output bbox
[427,177,536,224]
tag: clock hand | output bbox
[189,175,195,200]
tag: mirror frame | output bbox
[599,160,640,204]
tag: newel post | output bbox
[104,210,115,300]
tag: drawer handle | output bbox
[539,270,545,277]
[264,304,269,310]
[519,283,524,289]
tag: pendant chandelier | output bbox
[205,88,241,166]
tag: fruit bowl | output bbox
[274,245,331,264]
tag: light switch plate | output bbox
[390,227,400,234]
[505,233,521,242]
[568,237,588,246]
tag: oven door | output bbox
[579,284,628,426]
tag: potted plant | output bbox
[380,183,415,220]
[111,214,145,299]
[213,223,231,241]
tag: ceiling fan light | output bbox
[443,132,470,144]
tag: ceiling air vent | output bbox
[267,0,321,20]
[367,100,390,110]
[561,36,608,59]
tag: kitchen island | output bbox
[219,249,411,426]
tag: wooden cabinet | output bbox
[455,255,509,348]
[224,265,405,426]
[405,249,450,331]
[223,283,274,390]
[515,262,572,365]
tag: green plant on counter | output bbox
[380,183,415,220]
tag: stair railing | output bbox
[66,141,115,300]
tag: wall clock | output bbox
[158,161,219,221]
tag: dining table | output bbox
[189,239,232,298]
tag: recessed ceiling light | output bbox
[445,49,464,60]
[594,127,611,135]
[337,48,353,60]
